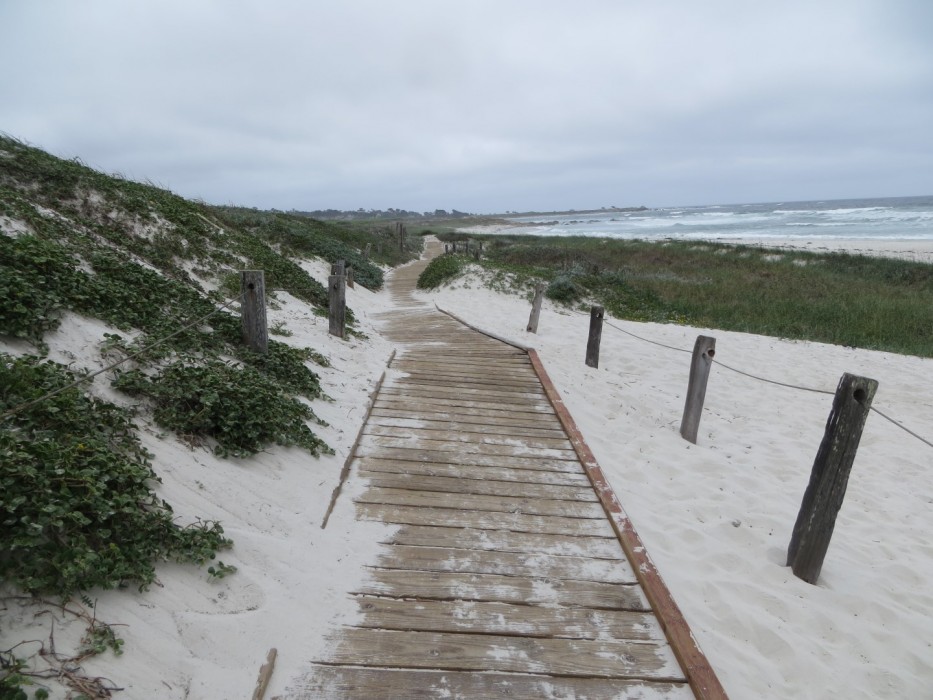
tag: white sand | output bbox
[2,241,932,698]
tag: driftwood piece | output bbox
[252,647,277,700]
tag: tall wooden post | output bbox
[680,335,716,444]
[240,270,268,353]
[397,222,405,253]
[328,262,346,339]
[787,372,878,584]
[527,283,546,333]
[585,305,604,368]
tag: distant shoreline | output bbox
[455,223,933,263]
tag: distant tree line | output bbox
[292,208,473,221]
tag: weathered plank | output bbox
[355,487,606,519]
[363,422,573,448]
[320,629,684,680]
[393,368,541,385]
[354,446,582,472]
[359,434,577,460]
[370,406,565,430]
[354,457,591,486]
[379,385,550,406]
[299,666,693,700]
[353,596,663,640]
[374,395,554,416]
[356,470,599,502]
[356,568,649,610]
[365,415,569,439]
[382,525,622,558]
[357,504,616,537]
[371,544,635,583]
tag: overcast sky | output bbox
[1,1,931,213]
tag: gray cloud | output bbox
[2,0,931,212]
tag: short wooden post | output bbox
[331,259,345,277]
[679,335,716,444]
[585,305,604,368]
[240,270,268,353]
[786,372,878,584]
[328,273,346,338]
[479,242,484,252]
[362,242,371,261]
[473,249,480,261]
[445,243,449,254]
[346,266,354,289]
[527,283,546,333]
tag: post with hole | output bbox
[585,305,604,368]
[329,260,347,339]
[527,282,547,333]
[786,372,878,584]
[680,335,717,443]
[240,270,268,353]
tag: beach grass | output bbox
[440,234,933,358]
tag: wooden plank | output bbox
[359,434,577,460]
[393,368,542,386]
[355,446,581,472]
[357,470,599,503]
[393,360,538,375]
[381,382,546,401]
[353,596,664,640]
[394,375,544,394]
[356,487,606,519]
[357,568,649,610]
[363,422,572,447]
[374,395,554,417]
[301,666,693,700]
[354,458,591,486]
[370,406,565,430]
[383,525,622,559]
[372,544,635,583]
[357,504,616,537]
[365,415,569,440]
[320,629,685,680]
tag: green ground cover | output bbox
[433,233,933,358]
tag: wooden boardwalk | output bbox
[297,241,722,699]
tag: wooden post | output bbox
[328,262,346,338]
[397,222,405,252]
[363,242,371,261]
[346,266,354,289]
[786,372,878,584]
[585,305,604,368]
[240,270,268,353]
[527,283,546,333]
[679,335,716,444]
[445,243,449,254]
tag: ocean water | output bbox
[505,195,933,242]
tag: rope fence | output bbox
[0,292,245,423]
[581,309,932,451]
